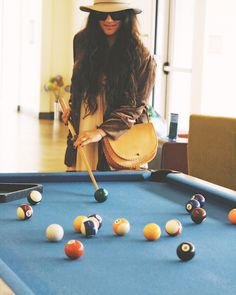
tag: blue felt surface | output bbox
[0,172,236,295]
[0,259,34,295]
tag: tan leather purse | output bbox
[102,122,158,169]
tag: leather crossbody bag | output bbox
[102,122,158,169]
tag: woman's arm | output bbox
[99,54,157,140]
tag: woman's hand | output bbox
[62,108,71,125]
[74,129,106,147]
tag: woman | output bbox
[63,0,156,171]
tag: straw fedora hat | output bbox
[80,0,142,14]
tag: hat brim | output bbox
[80,4,142,14]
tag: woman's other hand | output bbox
[74,129,106,147]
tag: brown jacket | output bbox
[64,34,157,170]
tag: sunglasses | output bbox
[93,10,129,21]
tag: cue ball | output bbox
[80,219,98,238]
[27,190,42,205]
[228,209,236,224]
[191,208,207,224]
[46,224,64,242]
[88,214,103,230]
[113,218,130,236]
[165,219,182,236]
[16,204,33,220]
[191,194,205,207]
[73,216,88,233]
[143,223,161,241]
[94,188,108,203]
[185,199,200,213]
[64,240,84,260]
[177,242,195,261]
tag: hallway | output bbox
[0,110,68,172]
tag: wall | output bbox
[201,0,236,117]
[40,0,73,113]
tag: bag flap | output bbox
[103,123,158,161]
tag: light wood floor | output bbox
[0,110,68,173]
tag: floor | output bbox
[0,110,68,173]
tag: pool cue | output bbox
[59,98,99,191]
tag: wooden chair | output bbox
[188,114,236,190]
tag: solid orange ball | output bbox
[144,223,161,241]
[228,209,236,224]
[64,240,84,260]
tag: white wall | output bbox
[40,0,73,113]
[0,0,22,110]
[0,0,42,115]
[20,0,42,115]
[201,0,236,117]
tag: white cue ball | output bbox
[46,224,64,242]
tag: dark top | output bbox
[64,32,157,170]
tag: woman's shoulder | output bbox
[138,43,156,67]
[73,30,88,49]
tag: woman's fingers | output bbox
[73,130,103,147]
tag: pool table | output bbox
[0,170,236,295]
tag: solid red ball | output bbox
[64,240,84,260]
[191,208,207,224]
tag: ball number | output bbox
[177,242,195,261]
[113,218,130,236]
[16,204,33,220]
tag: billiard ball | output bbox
[46,224,64,242]
[73,216,88,233]
[64,240,84,260]
[27,190,42,205]
[113,218,130,236]
[143,223,161,241]
[191,194,205,207]
[81,219,98,238]
[16,204,33,220]
[165,219,182,236]
[185,199,200,213]
[191,208,207,224]
[94,188,108,203]
[88,214,102,230]
[177,242,195,261]
[228,209,236,224]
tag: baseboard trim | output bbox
[39,112,63,120]
[39,112,54,120]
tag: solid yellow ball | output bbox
[73,216,88,233]
[143,223,161,241]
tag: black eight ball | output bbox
[177,242,195,261]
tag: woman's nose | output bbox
[105,14,113,22]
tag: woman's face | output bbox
[98,14,122,36]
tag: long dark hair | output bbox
[72,10,149,115]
